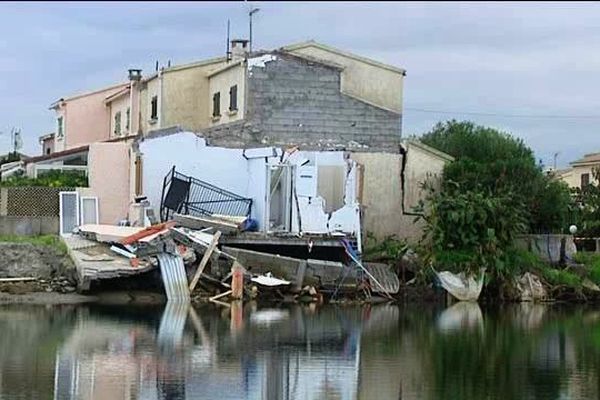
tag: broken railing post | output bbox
[189,231,222,292]
[231,261,245,300]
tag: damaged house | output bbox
[25,40,452,292]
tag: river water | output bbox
[0,301,599,400]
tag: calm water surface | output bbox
[0,301,599,400]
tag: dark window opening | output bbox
[114,111,121,135]
[150,96,158,120]
[126,107,130,131]
[46,148,50,155]
[229,85,238,111]
[582,173,590,188]
[213,92,221,117]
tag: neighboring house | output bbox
[50,82,129,152]
[557,152,600,189]
[39,133,55,155]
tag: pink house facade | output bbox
[50,82,128,152]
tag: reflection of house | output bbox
[557,152,600,189]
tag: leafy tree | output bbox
[420,120,571,234]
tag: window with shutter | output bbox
[581,173,590,188]
[213,92,221,117]
[229,85,238,111]
[114,111,121,136]
[150,96,158,120]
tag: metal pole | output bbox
[249,8,260,53]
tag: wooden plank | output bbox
[209,289,232,302]
[189,231,222,292]
[174,214,239,233]
[0,277,36,282]
[170,227,235,260]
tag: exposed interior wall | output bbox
[286,45,404,113]
[138,132,273,228]
[236,53,401,152]
[208,63,246,127]
[162,61,228,132]
[282,150,361,237]
[87,142,131,224]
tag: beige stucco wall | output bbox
[208,63,246,127]
[54,84,128,152]
[139,77,160,135]
[88,141,131,224]
[162,61,228,132]
[560,164,599,189]
[287,46,403,113]
[108,93,130,138]
[351,152,419,242]
[351,144,450,242]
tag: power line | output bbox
[404,107,600,120]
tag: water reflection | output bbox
[1,302,600,399]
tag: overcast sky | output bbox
[1,1,599,167]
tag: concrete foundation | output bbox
[0,216,59,236]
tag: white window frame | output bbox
[80,196,99,225]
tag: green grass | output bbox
[0,234,67,254]
[574,251,600,285]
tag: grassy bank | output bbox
[0,235,67,254]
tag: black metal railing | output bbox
[160,166,252,221]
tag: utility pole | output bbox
[553,152,559,170]
[249,7,260,53]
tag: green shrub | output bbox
[363,233,408,263]
[1,169,87,187]
[420,120,572,234]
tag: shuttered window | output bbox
[150,96,158,120]
[213,92,221,117]
[582,173,590,188]
[114,112,121,136]
[229,85,238,111]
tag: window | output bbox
[46,148,51,155]
[114,111,121,136]
[582,173,590,188]
[57,117,64,138]
[150,95,158,120]
[212,92,221,117]
[126,107,130,131]
[229,85,238,112]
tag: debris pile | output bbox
[64,212,400,304]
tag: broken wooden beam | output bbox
[209,289,232,302]
[0,277,36,283]
[189,231,222,292]
[170,227,235,260]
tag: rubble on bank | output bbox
[57,213,400,304]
